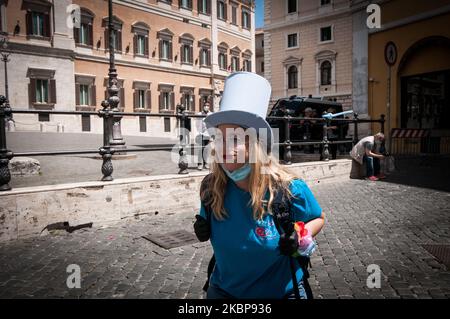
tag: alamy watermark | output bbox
[66,264,81,289]
[170,126,281,171]
[366,264,382,289]
[66,4,81,29]
[366,4,381,29]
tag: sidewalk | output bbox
[6,131,350,188]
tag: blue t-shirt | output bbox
[199,179,322,299]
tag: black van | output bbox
[266,96,350,155]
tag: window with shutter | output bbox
[26,11,33,35]
[320,26,333,42]
[88,24,93,46]
[24,1,52,40]
[43,12,50,37]
[27,68,56,107]
[288,65,298,89]
[104,28,109,50]
[132,22,150,57]
[224,2,227,20]
[90,85,96,106]
[74,27,80,45]
[35,79,49,103]
[32,12,44,36]
[120,87,125,109]
[79,84,89,106]
[242,11,250,29]
[29,79,36,107]
[157,28,174,61]
[179,0,192,10]
[144,37,149,57]
[168,41,173,61]
[170,92,175,110]
[146,90,151,109]
[133,34,138,55]
[138,90,145,108]
[200,49,206,66]
[103,16,123,52]
[320,60,332,85]
[198,0,210,14]
[75,83,80,106]
[117,30,122,52]
[75,75,96,108]
[75,8,95,46]
[217,1,225,20]
[137,35,146,55]
[232,6,237,25]
[288,0,297,13]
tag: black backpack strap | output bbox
[202,201,215,293]
[272,188,293,236]
[272,181,314,299]
[200,174,215,293]
[272,185,301,299]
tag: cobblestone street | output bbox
[0,157,449,299]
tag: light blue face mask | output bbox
[220,163,251,182]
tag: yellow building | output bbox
[368,0,450,152]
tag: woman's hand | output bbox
[194,215,211,242]
[297,229,316,257]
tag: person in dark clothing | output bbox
[299,107,316,154]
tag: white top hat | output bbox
[204,72,273,150]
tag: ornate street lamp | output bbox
[98,0,127,181]
[0,36,12,122]
[104,0,126,153]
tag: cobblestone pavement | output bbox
[0,158,449,299]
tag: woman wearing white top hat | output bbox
[193,72,325,299]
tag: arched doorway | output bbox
[398,36,450,130]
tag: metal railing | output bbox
[390,128,450,155]
[268,112,385,164]
[0,94,387,191]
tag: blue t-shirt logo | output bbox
[255,220,277,239]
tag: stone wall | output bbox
[0,159,352,242]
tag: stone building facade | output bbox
[255,27,263,76]
[263,0,353,110]
[0,0,255,138]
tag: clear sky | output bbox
[255,0,264,28]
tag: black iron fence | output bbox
[0,95,386,191]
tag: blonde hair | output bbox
[200,138,298,221]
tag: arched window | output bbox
[320,60,331,85]
[288,65,298,89]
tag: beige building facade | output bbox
[255,27,263,76]
[263,0,353,110]
[0,0,255,138]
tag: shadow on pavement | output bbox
[380,155,450,192]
